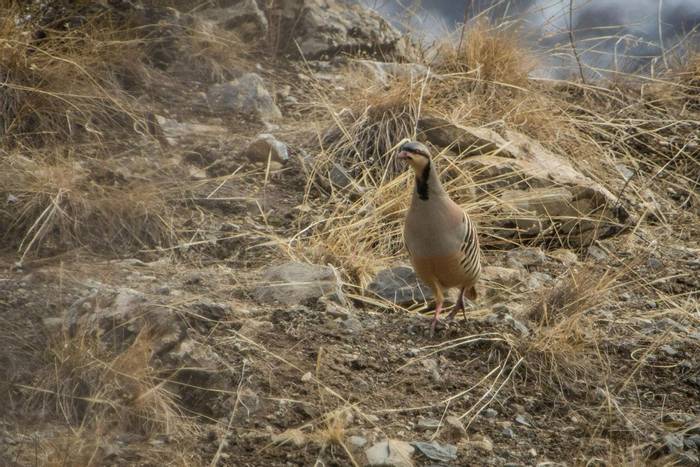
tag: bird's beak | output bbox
[397,150,410,161]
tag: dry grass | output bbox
[13,328,198,466]
[432,20,535,88]
[0,150,179,258]
[0,4,151,147]
[522,269,617,393]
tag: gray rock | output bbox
[550,248,579,266]
[207,73,282,122]
[342,316,363,333]
[587,245,608,261]
[253,262,343,306]
[411,441,458,462]
[503,314,530,337]
[242,134,289,163]
[615,163,635,181]
[365,440,415,467]
[483,408,498,418]
[274,0,411,60]
[660,345,679,356]
[647,257,664,270]
[526,272,554,290]
[515,414,531,427]
[198,0,267,40]
[154,115,226,145]
[349,435,368,448]
[507,247,547,269]
[367,266,433,306]
[420,119,628,246]
[444,416,467,441]
[416,418,441,432]
[663,433,684,453]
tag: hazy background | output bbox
[359,0,700,78]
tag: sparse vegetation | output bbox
[1,1,699,466]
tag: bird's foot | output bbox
[429,317,449,338]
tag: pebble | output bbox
[587,245,608,261]
[502,427,515,438]
[342,316,363,333]
[515,414,531,427]
[416,418,441,431]
[444,416,467,441]
[365,440,414,467]
[483,408,498,419]
[411,441,458,462]
[647,257,663,270]
[660,345,678,356]
[349,435,367,448]
[301,372,313,382]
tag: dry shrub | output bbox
[523,269,616,393]
[17,328,196,465]
[0,4,151,146]
[432,20,535,87]
[317,77,425,182]
[0,152,177,257]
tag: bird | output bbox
[397,140,481,337]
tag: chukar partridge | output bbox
[397,141,481,337]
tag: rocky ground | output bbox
[1,1,699,466]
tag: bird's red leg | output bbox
[430,300,442,338]
[447,287,465,320]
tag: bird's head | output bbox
[397,140,431,174]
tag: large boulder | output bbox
[197,0,268,40]
[268,0,412,60]
[207,73,282,122]
[419,117,629,246]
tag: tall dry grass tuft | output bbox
[522,269,616,393]
[0,151,178,258]
[432,20,535,88]
[0,5,151,147]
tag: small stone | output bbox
[550,248,579,266]
[660,345,678,356]
[7,193,18,204]
[156,286,171,295]
[647,257,663,270]
[444,416,467,441]
[502,427,515,438]
[506,247,547,269]
[349,435,367,448]
[615,164,635,181]
[365,440,414,467]
[301,372,313,383]
[515,414,531,427]
[405,348,419,357]
[416,418,441,432]
[529,448,537,457]
[587,245,608,261]
[620,292,631,301]
[183,273,203,285]
[467,435,493,452]
[411,441,458,462]
[663,433,684,453]
[483,408,498,418]
[366,414,380,423]
[342,316,363,333]
[526,272,553,290]
[242,134,289,163]
[646,300,658,309]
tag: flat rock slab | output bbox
[254,262,342,306]
[367,266,433,306]
[207,73,281,122]
[365,440,415,467]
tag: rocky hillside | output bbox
[1,1,699,466]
